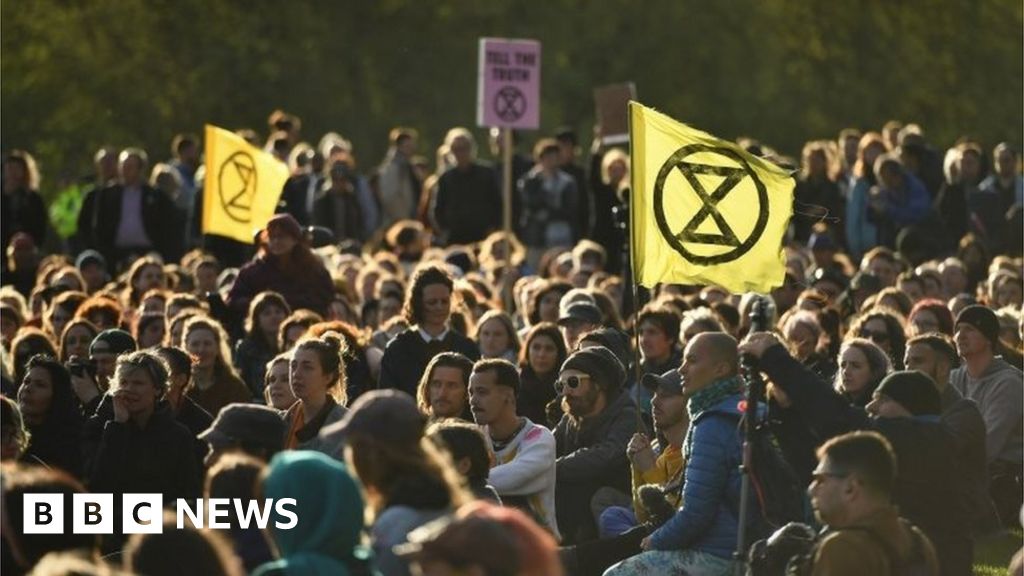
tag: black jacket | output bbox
[434,163,501,245]
[84,402,201,501]
[760,345,972,576]
[517,366,557,429]
[377,329,479,397]
[93,183,179,265]
[313,187,365,242]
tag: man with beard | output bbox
[416,352,474,421]
[599,369,688,537]
[468,358,559,539]
[553,346,638,544]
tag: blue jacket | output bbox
[845,177,878,260]
[649,393,746,559]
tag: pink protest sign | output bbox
[477,38,541,130]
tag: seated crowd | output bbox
[0,114,1022,576]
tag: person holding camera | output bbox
[67,329,137,417]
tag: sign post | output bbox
[477,37,540,311]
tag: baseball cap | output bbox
[319,390,426,449]
[557,302,602,326]
[199,403,287,453]
[640,369,683,396]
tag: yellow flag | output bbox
[629,102,793,292]
[203,125,289,243]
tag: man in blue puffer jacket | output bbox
[606,332,748,576]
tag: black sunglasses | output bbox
[554,374,590,394]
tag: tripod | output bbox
[734,296,770,575]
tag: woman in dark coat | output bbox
[516,323,566,428]
[16,355,84,477]
[234,291,290,399]
[226,214,334,318]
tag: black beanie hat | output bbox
[955,305,1000,348]
[875,370,941,416]
[561,346,626,394]
[579,327,632,373]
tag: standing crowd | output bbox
[1,110,1022,576]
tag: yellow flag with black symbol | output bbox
[203,125,289,243]
[629,102,794,292]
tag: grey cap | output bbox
[319,389,426,449]
[199,403,286,454]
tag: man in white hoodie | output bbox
[468,358,559,540]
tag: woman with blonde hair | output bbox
[183,316,249,415]
[475,310,520,362]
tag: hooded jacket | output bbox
[949,357,1024,465]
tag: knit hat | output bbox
[266,213,304,240]
[89,329,137,357]
[320,390,426,449]
[561,346,626,393]
[875,371,941,416]
[579,327,631,372]
[199,403,287,454]
[955,305,1000,348]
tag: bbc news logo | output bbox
[24,494,298,534]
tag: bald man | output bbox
[607,332,749,575]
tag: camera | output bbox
[67,357,97,379]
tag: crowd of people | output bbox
[0,109,1022,576]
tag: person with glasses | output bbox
[741,333,972,576]
[798,431,939,576]
[552,345,637,545]
[849,309,907,370]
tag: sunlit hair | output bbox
[182,316,239,381]
[166,308,204,347]
[9,328,58,384]
[600,148,629,187]
[833,338,892,397]
[416,352,474,415]
[58,318,98,363]
[518,322,568,373]
[478,231,527,271]
[277,309,323,352]
[124,257,166,308]
[852,132,889,179]
[292,334,348,405]
[344,433,471,523]
[404,265,455,325]
[244,291,290,352]
[74,295,123,330]
[110,350,170,397]
[474,310,521,356]
[4,150,41,190]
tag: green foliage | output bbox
[3,0,1021,200]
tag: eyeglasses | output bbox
[860,330,890,343]
[555,374,590,394]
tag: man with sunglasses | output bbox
[797,431,939,576]
[552,345,637,544]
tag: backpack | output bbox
[726,414,808,541]
[780,519,933,576]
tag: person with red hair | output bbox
[226,214,334,318]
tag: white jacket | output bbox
[488,418,560,541]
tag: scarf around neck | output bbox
[683,376,744,458]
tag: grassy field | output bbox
[974,529,1022,576]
